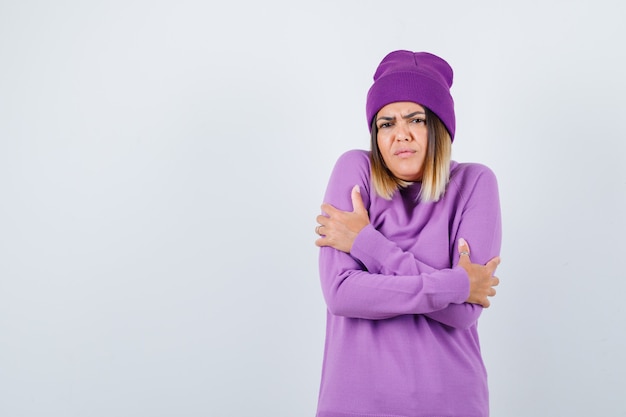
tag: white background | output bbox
[1,1,625,416]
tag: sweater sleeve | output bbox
[348,163,502,329]
[432,164,502,325]
[351,223,482,328]
[318,150,470,320]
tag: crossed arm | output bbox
[315,184,500,309]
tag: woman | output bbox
[314,50,502,417]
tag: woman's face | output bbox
[376,101,428,182]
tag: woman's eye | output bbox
[378,122,392,129]
[411,118,426,124]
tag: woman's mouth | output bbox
[394,149,416,157]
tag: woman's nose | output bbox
[395,126,410,141]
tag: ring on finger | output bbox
[459,251,470,256]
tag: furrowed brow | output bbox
[402,111,426,119]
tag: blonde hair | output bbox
[370,107,451,202]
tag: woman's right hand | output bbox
[315,185,370,253]
[457,238,501,308]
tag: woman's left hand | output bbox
[315,185,370,253]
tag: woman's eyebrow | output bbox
[377,111,426,123]
[402,111,426,119]
[376,111,426,124]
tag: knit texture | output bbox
[366,50,456,140]
[316,150,501,417]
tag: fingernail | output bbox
[353,185,360,193]
[458,237,467,249]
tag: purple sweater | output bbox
[316,150,502,417]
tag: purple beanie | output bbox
[366,50,456,141]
